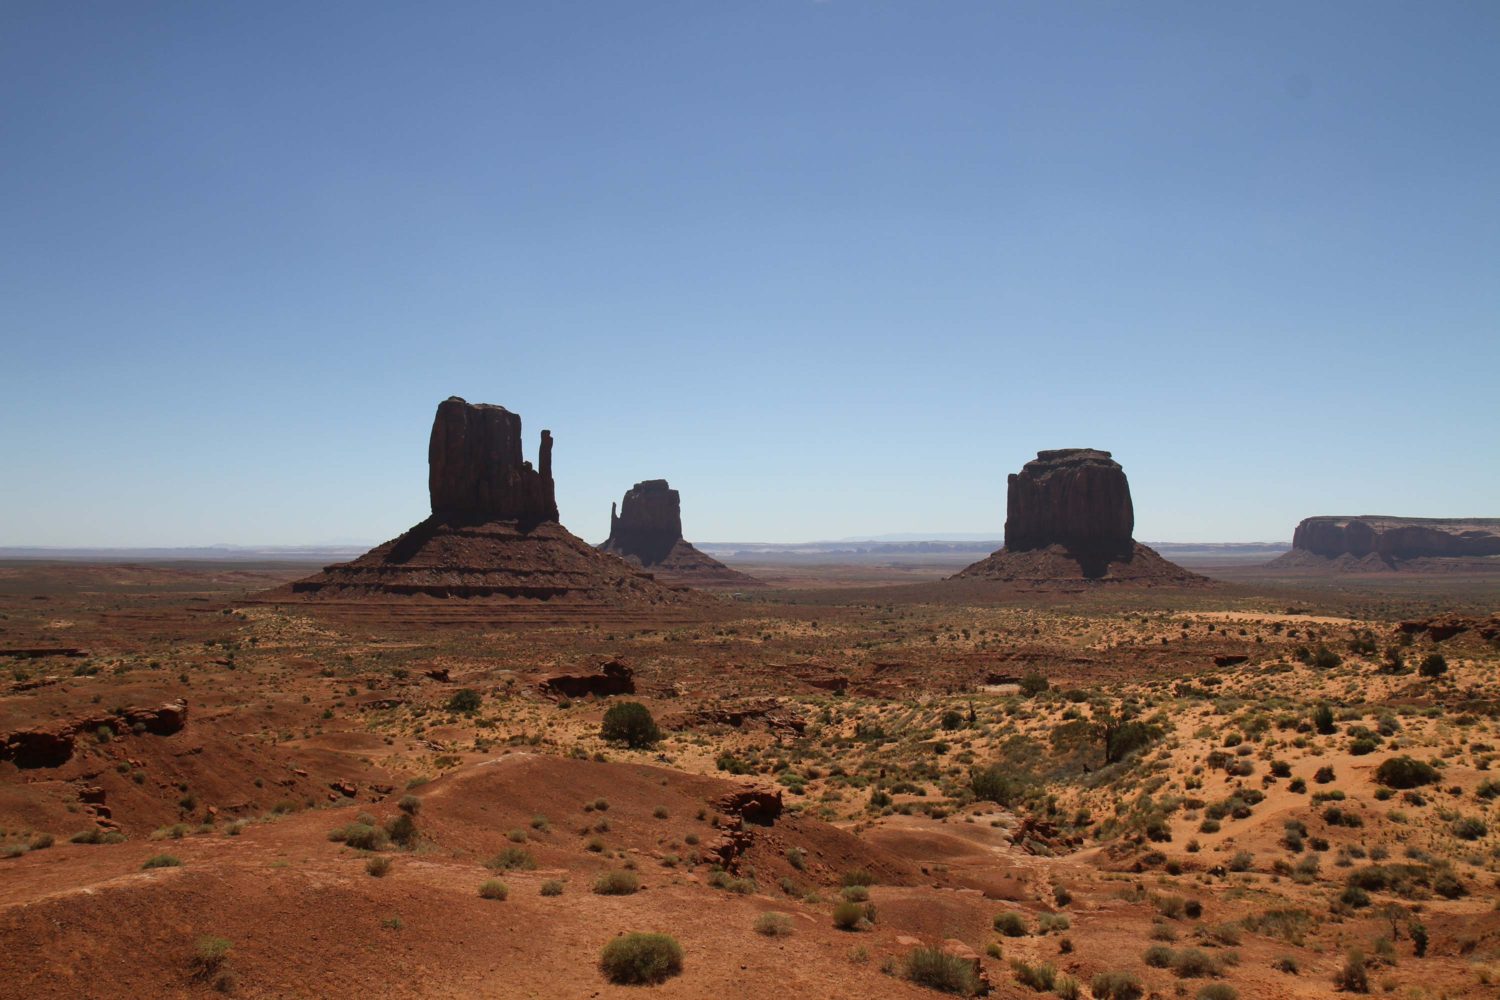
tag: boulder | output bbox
[713,786,783,826]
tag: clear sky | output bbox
[3,2,1497,547]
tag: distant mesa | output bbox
[600,479,762,589]
[954,448,1206,585]
[1269,515,1500,572]
[267,398,706,620]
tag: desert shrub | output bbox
[446,688,482,713]
[593,869,640,895]
[398,795,422,815]
[1313,705,1335,734]
[1196,986,1238,1000]
[754,912,793,937]
[599,932,683,985]
[191,935,233,981]
[142,853,183,869]
[1451,816,1487,840]
[1144,945,1174,968]
[905,947,981,995]
[365,855,392,877]
[384,813,418,848]
[833,900,873,930]
[540,879,564,896]
[1334,948,1369,993]
[1055,974,1081,999]
[1311,646,1342,669]
[29,833,53,850]
[1418,653,1447,678]
[1274,955,1300,974]
[1411,922,1428,957]
[1019,673,1049,697]
[1037,913,1069,934]
[1105,719,1162,764]
[1172,948,1220,978]
[1228,851,1254,872]
[486,847,536,871]
[1010,958,1056,991]
[1091,971,1144,1000]
[330,822,388,851]
[841,867,877,887]
[994,911,1028,937]
[1349,737,1377,756]
[478,879,508,900]
[600,702,661,748]
[970,765,1028,806]
[841,885,870,902]
[1375,756,1438,789]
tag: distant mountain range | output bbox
[0,539,1291,568]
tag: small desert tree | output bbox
[600,702,661,748]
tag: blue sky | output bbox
[3,2,1497,546]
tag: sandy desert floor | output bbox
[1,559,1498,998]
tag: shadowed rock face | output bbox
[603,480,684,566]
[1291,516,1500,561]
[428,397,557,523]
[1004,449,1134,558]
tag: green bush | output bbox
[1196,986,1238,1000]
[1171,948,1220,978]
[191,935,232,981]
[385,812,418,848]
[478,879,508,900]
[1313,705,1335,734]
[993,911,1028,937]
[446,688,482,713]
[592,869,640,895]
[142,853,182,869]
[398,795,422,815]
[330,822,388,851]
[970,766,1027,806]
[1010,958,1056,991]
[841,867,877,888]
[599,932,683,985]
[1418,653,1447,679]
[486,847,536,871]
[1452,816,1487,840]
[832,900,871,930]
[1375,756,1438,789]
[1019,673,1049,697]
[905,947,980,996]
[1090,971,1144,1000]
[365,855,392,877]
[540,879,565,896]
[754,912,794,937]
[1334,948,1369,993]
[600,702,661,748]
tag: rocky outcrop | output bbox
[955,449,1203,585]
[1281,516,1500,568]
[1004,449,1134,558]
[537,659,635,699]
[0,699,188,769]
[428,397,557,523]
[599,479,762,589]
[604,480,682,566]
[272,400,708,618]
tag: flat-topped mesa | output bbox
[1005,448,1134,558]
[1291,516,1500,562]
[427,397,557,523]
[603,480,683,566]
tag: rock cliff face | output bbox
[603,480,682,566]
[1270,516,1500,571]
[428,397,557,523]
[271,400,706,619]
[956,448,1203,586]
[1004,449,1134,558]
[599,479,762,589]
